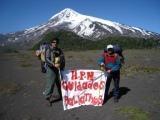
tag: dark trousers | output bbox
[41,61,46,73]
[105,70,120,98]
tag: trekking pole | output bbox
[58,68,62,81]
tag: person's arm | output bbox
[45,48,54,67]
[97,55,105,65]
[97,53,106,71]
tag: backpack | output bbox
[104,44,124,64]
[40,44,47,62]
[39,44,49,73]
[113,45,123,56]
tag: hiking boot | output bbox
[45,94,52,101]
[45,95,50,100]
[45,96,52,107]
[50,95,62,102]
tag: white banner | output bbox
[61,69,107,110]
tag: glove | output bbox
[100,63,105,71]
[35,50,41,56]
[54,63,60,68]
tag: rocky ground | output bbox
[0,49,160,120]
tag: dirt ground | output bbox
[0,49,160,120]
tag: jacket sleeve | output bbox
[45,48,53,67]
[111,55,121,72]
[97,54,104,65]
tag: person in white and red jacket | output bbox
[98,44,121,103]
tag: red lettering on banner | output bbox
[62,81,67,90]
[70,70,95,81]
[64,96,68,106]
[62,81,74,91]
[93,82,99,90]
[98,96,103,105]
[68,97,74,106]
[82,82,87,89]
[91,96,98,105]
[99,81,105,89]
[62,81,105,91]
[64,94,104,106]
[71,70,77,80]
[74,96,78,104]
[77,82,82,91]
[87,72,94,80]
[74,81,77,91]
[88,82,93,89]
[84,93,92,102]
[67,82,74,91]
[79,71,85,80]
[87,93,92,101]
[79,96,85,104]
[91,96,103,105]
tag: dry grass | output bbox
[16,52,33,68]
[121,65,160,77]
[20,62,32,67]
[65,49,160,75]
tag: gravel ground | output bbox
[0,49,160,120]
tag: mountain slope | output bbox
[48,8,159,39]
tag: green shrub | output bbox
[117,106,150,120]
[32,30,160,51]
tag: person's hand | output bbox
[100,63,105,66]
[54,64,60,68]
[107,69,111,73]
[100,63,105,71]
[35,50,40,56]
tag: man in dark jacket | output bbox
[43,37,65,105]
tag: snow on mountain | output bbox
[47,8,159,38]
[131,27,150,36]
[49,8,124,35]
[73,18,94,36]
[17,8,160,38]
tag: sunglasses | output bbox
[52,42,57,43]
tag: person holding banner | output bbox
[43,37,65,106]
[98,44,121,103]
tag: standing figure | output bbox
[43,37,65,105]
[98,44,121,103]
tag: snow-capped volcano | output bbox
[47,8,158,38]
[0,8,160,47]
